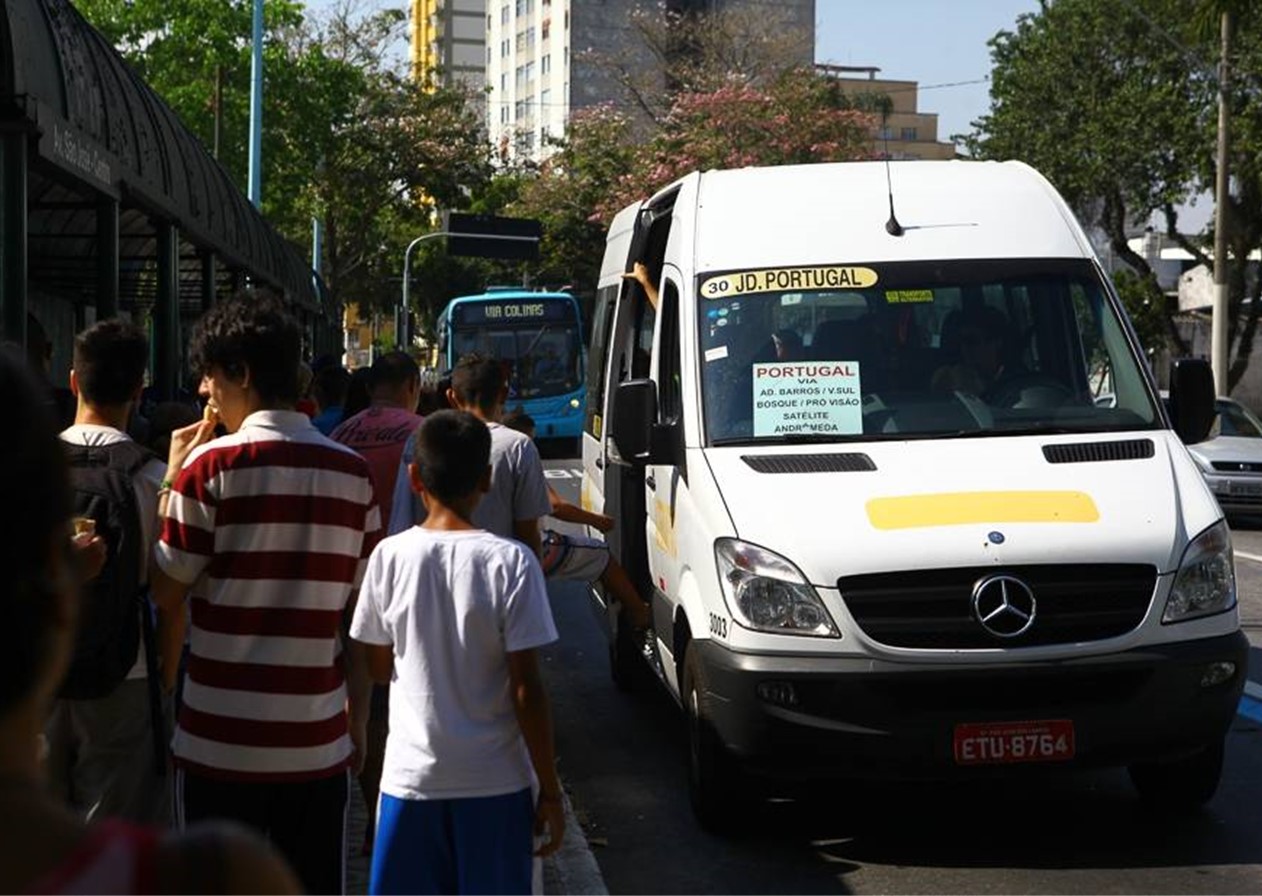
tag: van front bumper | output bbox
[691,632,1249,780]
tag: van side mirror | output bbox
[611,379,657,464]
[1168,358,1215,445]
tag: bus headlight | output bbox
[714,538,838,637]
[1164,520,1236,623]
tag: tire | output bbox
[683,646,748,831]
[1128,739,1225,811]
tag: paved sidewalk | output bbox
[345,779,606,895]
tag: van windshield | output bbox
[697,259,1160,445]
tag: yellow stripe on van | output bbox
[866,491,1099,530]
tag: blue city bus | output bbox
[436,287,586,442]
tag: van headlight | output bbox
[1163,520,1236,623]
[714,538,838,637]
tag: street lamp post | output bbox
[399,231,542,352]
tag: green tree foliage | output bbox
[965,0,1262,387]
[76,0,491,315]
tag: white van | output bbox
[579,160,1247,827]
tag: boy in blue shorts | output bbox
[350,410,564,895]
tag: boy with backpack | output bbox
[47,318,173,824]
[351,410,564,895]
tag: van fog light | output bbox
[1200,661,1236,688]
[757,681,799,707]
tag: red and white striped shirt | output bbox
[155,410,381,781]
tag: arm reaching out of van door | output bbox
[624,262,658,310]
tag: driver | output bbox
[931,306,1018,398]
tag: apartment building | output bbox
[818,65,956,161]
[410,0,487,96]
[484,0,814,163]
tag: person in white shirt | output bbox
[46,319,173,825]
[352,409,563,894]
[386,354,551,555]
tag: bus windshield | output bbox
[697,258,1160,445]
[448,296,583,399]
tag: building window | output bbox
[487,46,492,64]
[526,26,536,48]
[501,38,510,57]
[541,54,550,75]
[901,127,917,141]
[540,88,551,108]
[501,72,508,91]
[878,126,893,141]
[542,18,549,40]
[501,4,509,24]
[501,106,509,124]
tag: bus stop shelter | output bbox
[0,0,337,397]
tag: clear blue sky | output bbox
[814,0,1042,142]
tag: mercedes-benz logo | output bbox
[971,574,1037,638]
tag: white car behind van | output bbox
[580,160,1247,829]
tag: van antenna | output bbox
[881,107,904,237]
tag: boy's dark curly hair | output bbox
[188,291,301,405]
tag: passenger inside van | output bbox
[930,306,1025,400]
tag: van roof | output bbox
[691,160,1093,272]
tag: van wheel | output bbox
[683,648,747,831]
[610,612,643,693]
[1128,739,1224,810]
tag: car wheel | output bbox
[1128,739,1225,810]
[683,646,747,831]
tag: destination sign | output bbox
[452,300,575,326]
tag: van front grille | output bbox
[838,564,1156,649]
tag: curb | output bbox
[544,788,608,895]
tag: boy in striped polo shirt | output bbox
[151,294,380,895]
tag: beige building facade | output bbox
[818,65,956,161]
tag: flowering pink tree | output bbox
[514,68,874,290]
[601,69,875,218]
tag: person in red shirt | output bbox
[331,351,423,528]
[330,350,423,855]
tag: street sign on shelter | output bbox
[443,212,541,261]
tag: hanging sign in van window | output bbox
[701,266,879,299]
[752,362,863,436]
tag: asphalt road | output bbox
[539,457,1262,895]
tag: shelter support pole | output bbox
[0,134,28,346]
[154,222,179,399]
[200,251,216,313]
[96,198,119,320]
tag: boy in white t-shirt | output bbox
[350,410,564,895]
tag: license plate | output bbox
[953,719,1075,765]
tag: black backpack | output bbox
[61,439,153,700]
